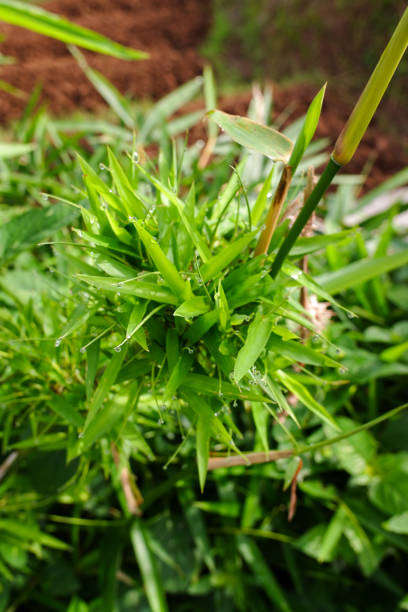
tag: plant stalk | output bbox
[270,7,408,278]
[270,157,341,278]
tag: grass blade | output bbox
[130,519,169,612]
[0,0,147,60]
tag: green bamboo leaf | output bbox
[383,511,408,534]
[316,250,408,294]
[78,275,178,305]
[234,312,273,383]
[136,165,210,262]
[252,402,269,451]
[182,373,271,403]
[201,230,258,283]
[127,302,148,350]
[288,83,326,173]
[164,352,194,400]
[86,339,100,401]
[138,76,203,143]
[196,413,212,492]
[238,537,293,612]
[276,369,339,430]
[318,504,348,563]
[252,167,275,226]
[210,109,293,162]
[71,47,134,128]
[268,334,340,368]
[0,143,35,159]
[174,296,210,318]
[83,347,127,432]
[0,203,78,265]
[0,519,70,551]
[289,230,355,257]
[181,389,236,450]
[0,0,147,60]
[134,221,191,301]
[130,519,169,612]
[107,148,145,218]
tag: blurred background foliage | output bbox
[203,0,407,122]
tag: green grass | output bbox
[0,67,408,610]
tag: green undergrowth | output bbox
[0,70,408,611]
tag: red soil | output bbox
[0,0,406,191]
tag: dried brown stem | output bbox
[255,165,293,256]
[111,442,143,516]
[288,458,303,521]
[198,135,216,169]
[208,449,293,471]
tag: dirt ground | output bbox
[0,0,407,190]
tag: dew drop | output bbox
[186,346,194,354]
[132,151,139,164]
[99,163,106,171]
[312,334,319,343]
[232,400,238,408]
[126,334,131,340]
[158,418,165,425]
[77,230,83,238]
[128,215,137,222]
[116,282,123,288]
[55,338,62,347]
[214,411,219,417]
[117,292,121,296]
[114,345,122,352]
[78,432,84,439]
[43,194,49,201]
[109,188,113,193]
[90,216,95,225]
[80,346,86,354]
[339,367,348,374]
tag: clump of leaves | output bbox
[1,66,408,610]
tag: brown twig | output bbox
[208,449,293,471]
[255,165,293,256]
[288,458,303,522]
[111,443,143,516]
[198,135,216,169]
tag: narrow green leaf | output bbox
[0,143,35,159]
[130,519,169,612]
[136,165,210,262]
[174,296,210,318]
[210,109,293,161]
[276,369,339,430]
[234,312,273,383]
[138,76,203,142]
[135,221,190,300]
[238,536,292,612]
[196,413,212,492]
[0,519,70,551]
[383,511,408,534]
[71,47,134,127]
[252,167,275,226]
[83,347,127,432]
[318,504,347,563]
[164,352,193,400]
[107,148,145,218]
[78,275,178,305]
[317,250,408,294]
[288,83,326,173]
[0,0,147,59]
[201,230,257,283]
